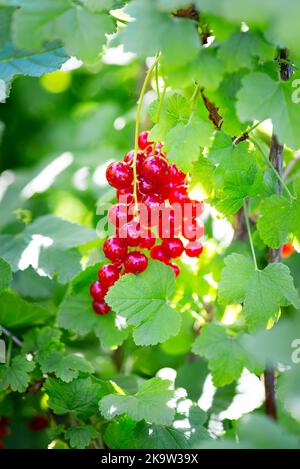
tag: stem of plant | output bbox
[132,55,160,213]
[250,137,295,200]
[152,82,167,156]
[243,198,258,271]
[187,83,201,125]
[6,337,12,367]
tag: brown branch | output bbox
[264,49,290,420]
[200,89,223,129]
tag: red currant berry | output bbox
[169,186,190,205]
[139,229,156,249]
[0,417,8,439]
[282,242,295,258]
[140,156,169,183]
[103,237,128,262]
[150,245,170,263]
[92,300,110,315]
[168,262,180,277]
[169,164,186,185]
[162,238,184,258]
[108,203,133,227]
[182,221,204,241]
[98,264,120,287]
[124,251,148,274]
[106,161,133,190]
[185,241,204,257]
[118,221,141,247]
[191,200,204,218]
[158,180,176,200]
[158,207,181,239]
[143,193,164,211]
[138,177,157,195]
[117,187,134,205]
[138,131,153,150]
[90,281,108,301]
[28,416,49,432]
[124,150,146,173]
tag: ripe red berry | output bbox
[106,161,133,189]
[98,264,120,287]
[90,281,108,301]
[140,156,169,183]
[182,220,204,241]
[0,417,8,439]
[185,241,203,257]
[169,186,190,205]
[28,416,49,432]
[118,220,141,247]
[162,238,184,258]
[138,131,153,150]
[282,242,295,258]
[124,150,146,172]
[124,251,148,274]
[168,262,180,277]
[150,244,170,263]
[138,177,157,195]
[143,193,164,211]
[158,207,181,238]
[103,237,128,262]
[117,186,134,205]
[108,203,133,227]
[169,164,186,185]
[139,229,156,249]
[92,300,111,315]
[0,441,5,449]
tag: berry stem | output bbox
[243,198,258,271]
[152,82,167,155]
[133,55,160,213]
[250,136,295,200]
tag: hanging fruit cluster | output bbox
[90,131,205,315]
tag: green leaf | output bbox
[218,254,300,331]
[0,215,98,280]
[216,165,265,216]
[192,48,224,91]
[192,324,253,386]
[218,254,254,305]
[100,377,174,426]
[244,263,300,330]
[39,350,94,383]
[38,247,82,284]
[104,417,190,449]
[238,413,299,449]
[0,355,35,392]
[0,7,13,48]
[191,157,215,197]
[122,0,199,68]
[0,291,50,329]
[0,42,68,82]
[278,367,300,421]
[208,131,251,170]
[0,257,12,293]
[148,92,191,142]
[44,376,107,419]
[82,0,113,13]
[106,260,181,346]
[237,72,300,149]
[175,359,209,401]
[257,195,300,248]
[64,425,98,449]
[58,290,128,349]
[13,0,114,63]
[164,117,213,172]
[218,31,275,73]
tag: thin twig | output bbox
[0,326,22,347]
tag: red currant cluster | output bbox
[0,416,8,448]
[90,131,204,315]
